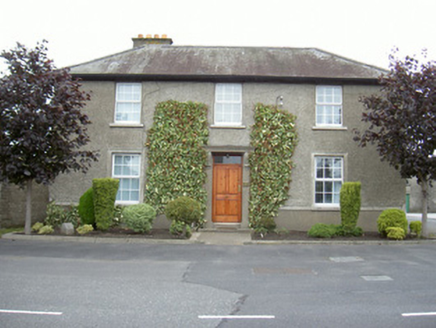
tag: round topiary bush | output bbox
[165,196,202,227]
[377,208,408,237]
[78,188,95,225]
[122,203,156,233]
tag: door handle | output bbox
[238,185,241,193]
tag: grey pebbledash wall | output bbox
[0,182,49,228]
[49,81,406,231]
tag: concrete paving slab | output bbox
[192,231,252,245]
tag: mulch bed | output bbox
[25,227,187,240]
[251,230,417,241]
[83,227,182,239]
[19,227,422,242]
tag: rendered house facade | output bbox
[50,35,406,231]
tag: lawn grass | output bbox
[0,226,23,238]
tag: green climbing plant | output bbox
[145,100,208,223]
[249,103,298,229]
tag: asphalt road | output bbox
[1,239,436,327]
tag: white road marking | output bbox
[0,309,62,316]
[402,312,436,317]
[199,315,275,319]
[329,256,364,263]
[361,275,393,281]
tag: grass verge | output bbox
[0,227,24,238]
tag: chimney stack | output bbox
[132,34,173,48]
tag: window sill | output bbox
[115,201,140,205]
[110,123,144,128]
[210,125,246,129]
[312,126,348,131]
[311,205,340,211]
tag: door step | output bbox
[212,223,242,231]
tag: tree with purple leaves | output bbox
[0,41,98,234]
[354,50,436,238]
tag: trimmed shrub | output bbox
[93,178,119,231]
[308,223,339,238]
[340,182,361,233]
[377,209,408,237]
[409,221,422,237]
[32,222,44,232]
[169,220,192,239]
[386,227,406,240]
[76,224,94,235]
[123,204,156,233]
[165,196,202,227]
[78,188,95,225]
[38,225,54,235]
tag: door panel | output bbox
[212,158,242,223]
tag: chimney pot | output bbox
[132,34,173,47]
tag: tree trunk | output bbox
[421,178,429,238]
[24,180,32,235]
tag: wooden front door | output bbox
[212,154,242,223]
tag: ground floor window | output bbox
[112,154,141,203]
[314,156,343,205]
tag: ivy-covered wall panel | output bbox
[249,103,298,228]
[145,101,209,216]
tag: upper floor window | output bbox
[115,83,141,123]
[316,86,342,126]
[112,154,141,203]
[214,83,242,126]
[314,156,343,205]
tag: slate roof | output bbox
[69,45,386,84]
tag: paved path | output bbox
[191,231,252,245]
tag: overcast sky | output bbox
[1,0,436,73]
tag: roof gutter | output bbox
[72,73,380,85]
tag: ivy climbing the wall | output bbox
[249,103,298,230]
[145,100,209,223]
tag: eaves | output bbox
[73,73,380,86]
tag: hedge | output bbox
[93,178,119,231]
[340,182,361,233]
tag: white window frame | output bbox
[314,156,343,206]
[214,83,242,126]
[316,85,343,127]
[114,83,142,124]
[112,153,141,204]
